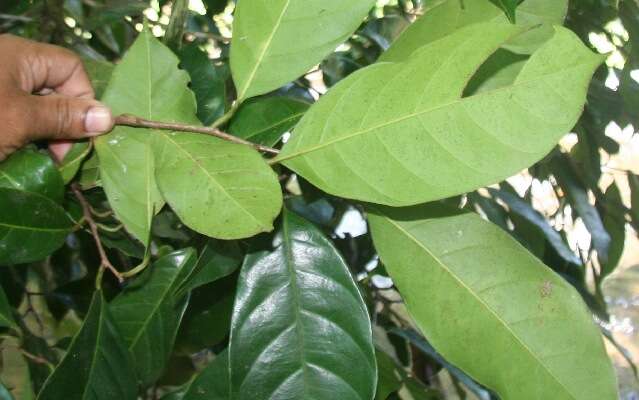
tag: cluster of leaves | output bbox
[0,0,637,399]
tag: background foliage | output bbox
[0,0,638,399]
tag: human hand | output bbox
[0,34,114,162]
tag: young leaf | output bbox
[380,0,568,62]
[0,188,72,265]
[228,97,310,147]
[110,248,197,386]
[368,204,618,400]
[230,0,376,101]
[152,133,283,240]
[95,29,199,246]
[37,292,137,400]
[276,24,602,206]
[229,210,377,400]
[0,149,64,203]
[182,350,229,400]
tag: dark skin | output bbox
[0,34,114,162]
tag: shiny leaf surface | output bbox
[229,210,377,400]
[230,0,376,100]
[277,24,601,206]
[37,292,137,400]
[368,204,618,400]
[182,350,229,400]
[0,149,64,203]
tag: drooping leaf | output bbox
[182,350,229,400]
[58,142,91,184]
[0,188,72,265]
[152,133,283,240]
[228,97,310,147]
[380,0,568,62]
[110,248,197,386]
[165,0,189,50]
[0,149,64,203]
[96,29,197,245]
[0,284,16,329]
[178,43,228,125]
[551,154,611,263]
[368,204,618,400]
[489,0,519,23]
[276,24,602,206]
[230,0,376,101]
[488,188,582,265]
[600,183,625,279]
[37,292,137,400]
[176,240,242,295]
[229,210,377,400]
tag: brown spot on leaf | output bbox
[540,280,553,298]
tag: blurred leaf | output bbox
[0,149,64,203]
[178,43,227,125]
[375,350,402,400]
[230,0,376,100]
[204,0,228,16]
[82,59,115,100]
[0,381,14,400]
[278,25,601,206]
[78,152,100,190]
[629,173,639,227]
[0,284,16,329]
[489,0,519,23]
[228,97,310,147]
[368,203,618,400]
[37,292,137,400]
[229,210,377,400]
[110,248,197,386]
[600,183,625,280]
[0,188,72,265]
[182,350,229,400]
[165,0,189,50]
[361,15,410,52]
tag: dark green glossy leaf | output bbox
[110,248,197,386]
[229,210,377,400]
[277,24,601,206]
[176,240,242,295]
[37,292,137,400]
[0,149,64,203]
[182,350,229,400]
[228,97,309,147]
[178,43,227,125]
[230,0,376,100]
[0,188,72,265]
[368,204,618,400]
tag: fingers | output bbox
[49,141,74,162]
[17,93,114,142]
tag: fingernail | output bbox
[85,106,113,135]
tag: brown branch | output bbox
[114,114,280,155]
[71,183,124,283]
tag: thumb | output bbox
[20,94,114,141]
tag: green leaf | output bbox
[229,210,377,400]
[82,59,114,100]
[380,0,568,62]
[152,133,283,240]
[0,188,72,265]
[37,292,137,400]
[0,149,64,203]
[629,173,639,227]
[228,97,310,147]
[176,240,242,295]
[375,350,402,400]
[58,142,91,184]
[601,183,625,279]
[95,29,198,246]
[230,0,376,101]
[0,381,14,400]
[276,24,602,206]
[110,248,197,386]
[182,350,229,400]
[165,0,189,50]
[489,0,519,23]
[0,284,16,329]
[367,204,618,400]
[178,44,228,125]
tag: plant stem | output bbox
[71,183,124,284]
[114,114,280,155]
[211,101,240,129]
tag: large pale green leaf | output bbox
[367,204,618,400]
[380,0,568,62]
[0,188,72,265]
[153,133,283,240]
[110,248,196,386]
[0,149,64,203]
[37,292,137,400]
[182,350,229,400]
[229,210,376,400]
[228,97,310,147]
[230,0,376,101]
[95,29,198,245]
[275,24,601,206]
